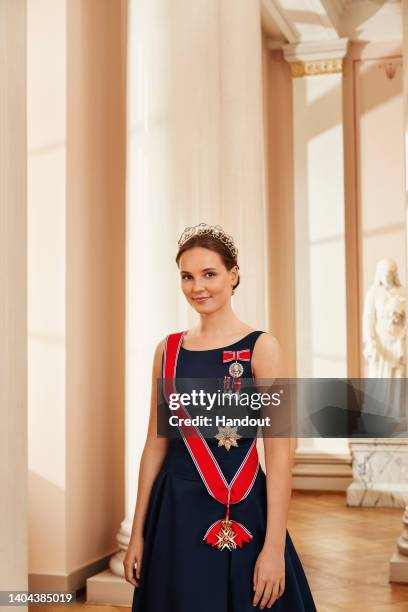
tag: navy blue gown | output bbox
[131,331,317,611]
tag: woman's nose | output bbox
[192,278,205,292]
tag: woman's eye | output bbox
[181,273,215,280]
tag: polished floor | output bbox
[287,491,408,611]
[31,491,408,612]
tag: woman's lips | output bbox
[193,296,210,302]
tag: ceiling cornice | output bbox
[262,0,402,45]
[283,37,349,62]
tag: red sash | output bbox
[162,331,260,551]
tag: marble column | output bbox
[0,0,28,596]
[282,39,351,487]
[87,0,269,604]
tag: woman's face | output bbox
[178,247,238,313]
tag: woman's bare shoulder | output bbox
[152,330,182,367]
[252,332,283,378]
[254,331,281,350]
[154,337,165,354]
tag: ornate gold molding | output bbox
[289,58,343,78]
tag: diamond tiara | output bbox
[177,223,238,259]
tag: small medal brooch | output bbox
[222,348,250,397]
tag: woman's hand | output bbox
[252,546,285,609]
[123,535,144,587]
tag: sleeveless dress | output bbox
[131,330,317,612]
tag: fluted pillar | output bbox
[88,0,269,604]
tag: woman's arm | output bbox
[123,338,170,586]
[251,333,293,609]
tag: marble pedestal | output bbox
[389,506,408,583]
[87,569,134,605]
[347,439,408,507]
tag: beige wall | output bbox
[27,0,126,589]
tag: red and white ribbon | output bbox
[222,349,251,363]
[162,331,259,550]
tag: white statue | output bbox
[362,258,406,422]
[363,259,406,377]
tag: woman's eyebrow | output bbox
[180,267,217,274]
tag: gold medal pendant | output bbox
[215,519,237,551]
[215,426,242,450]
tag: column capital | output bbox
[283,38,349,77]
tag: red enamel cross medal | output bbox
[162,331,259,551]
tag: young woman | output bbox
[124,223,317,611]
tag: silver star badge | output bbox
[214,426,242,451]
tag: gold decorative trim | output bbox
[289,58,343,78]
